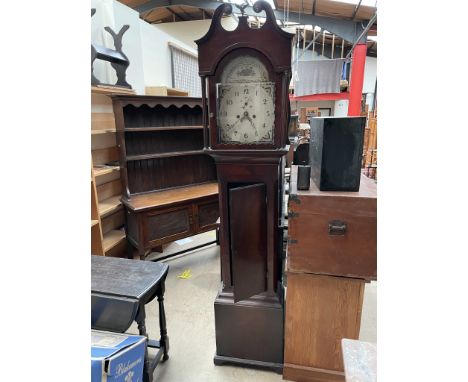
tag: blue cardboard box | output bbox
[91,330,146,382]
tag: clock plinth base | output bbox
[213,355,283,374]
[213,291,284,370]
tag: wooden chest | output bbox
[288,166,377,280]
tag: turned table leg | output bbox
[157,279,170,361]
[136,306,152,382]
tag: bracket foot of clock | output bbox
[213,355,283,374]
[213,292,283,370]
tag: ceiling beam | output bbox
[135,0,366,42]
[175,6,195,20]
[350,0,362,20]
[166,7,189,21]
[137,0,172,13]
[346,12,377,58]
[199,7,211,19]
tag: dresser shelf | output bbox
[126,150,204,162]
[125,125,203,132]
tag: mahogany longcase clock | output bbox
[196,1,294,371]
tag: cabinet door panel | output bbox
[145,206,192,245]
[198,200,219,230]
[229,183,267,303]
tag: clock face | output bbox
[217,55,275,144]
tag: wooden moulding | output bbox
[283,364,345,382]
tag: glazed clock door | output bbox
[217,55,275,144]
[229,183,267,303]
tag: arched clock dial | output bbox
[216,55,275,144]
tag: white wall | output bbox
[91,0,198,94]
[140,22,196,88]
[154,18,239,50]
[91,0,145,94]
[334,99,349,116]
[363,56,377,110]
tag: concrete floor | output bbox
[131,231,376,382]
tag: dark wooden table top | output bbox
[91,255,169,301]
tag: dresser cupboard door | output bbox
[196,200,219,231]
[145,205,193,246]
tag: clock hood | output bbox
[195,1,294,76]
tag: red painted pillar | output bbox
[348,43,367,116]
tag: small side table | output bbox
[91,255,169,382]
[341,339,377,382]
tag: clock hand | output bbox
[239,111,259,136]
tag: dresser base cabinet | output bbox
[123,183,219,259]
[283,272,365,382]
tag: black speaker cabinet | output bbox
[309,116,366,191]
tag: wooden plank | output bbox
[92,112,116,131]
[91,93,113,113]
[95,167,121,187]
[123,181,218,212]
[284,272,365,372]
[91,131,117,150]
[92,147,119,166]
[91,163,104,256]
[93,165,120,178]
[104,236,128,258]
[92,223,105,256]
[145,86,189,97]
[91,85,135,95]
[101,209,125,235]
[97,179,122,202]
[91,129,117,135]
[103,229,126,252]
[98,195,122,217]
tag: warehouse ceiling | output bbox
[118,0,377,56]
